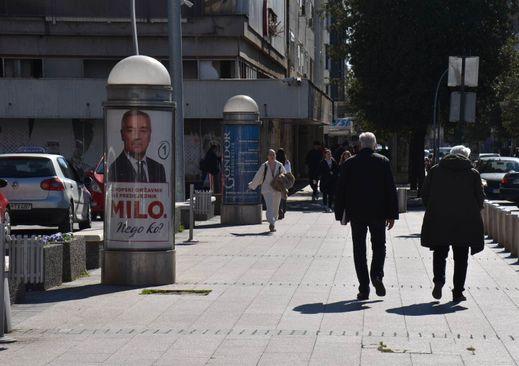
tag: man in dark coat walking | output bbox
[421,145,485,302]
[306,141,324,201]
[335,132,399,300]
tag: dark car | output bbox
[85,157,104,220]
[500,172,519,203]
[477,157,519,198]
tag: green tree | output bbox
[496,39,519,145]
[327,0,516,188]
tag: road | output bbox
[11,219,104,237]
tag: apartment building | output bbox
[0,0,332,184]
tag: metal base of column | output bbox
[221,205,262,225]
[102,250,175,286]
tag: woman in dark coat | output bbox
[421,145,485,302]
[319,149,339,212]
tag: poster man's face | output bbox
[121,114,151,159]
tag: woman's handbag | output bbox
[271,172,286,192]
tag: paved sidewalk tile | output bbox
[2,192,519,365]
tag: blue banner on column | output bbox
[222,124,261,205]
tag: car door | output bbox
[57,158,82,219]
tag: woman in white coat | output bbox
[249,149,286,232]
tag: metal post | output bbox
[188,184,194,242]
[130,0,139,55]
[0,224,16,343]
[433,68,448,165]
[168,0,185,202]
[457,57,466,144]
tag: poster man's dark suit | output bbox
[108,152,166,183]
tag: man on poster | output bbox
[108,109,166,183]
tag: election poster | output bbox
[105,108,173,250]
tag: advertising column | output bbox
[102,55,175,286]
[221,95,262,225]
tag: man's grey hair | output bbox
[450,145,471,158]
[359,132,377,150]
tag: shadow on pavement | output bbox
[21,283,140,304]
[293,299,383,314]
[395,233,421,239]
[386,301,467,316]
[231,232,272,237]
[286,200,330,213]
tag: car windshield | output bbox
[95,161,105,174]
[0,157,56,178]
[478,160,519,174]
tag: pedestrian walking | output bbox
[420,145,485,302]
[249,149,286,232]
[306,141,323,201]
[319,149,338,212]
[339,150,352,165]
[276,148,294,219]
[200,144,221,192]
[334,132,399,300]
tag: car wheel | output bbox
[58,204,74,233]
[79,203,92,230]
[3,208,11,236]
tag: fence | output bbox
[6,236,45,284]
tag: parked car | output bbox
[476,157,519,198]
[85,157,104,220]
[0,179,10,235]
[499,172,519,203]
[0,154,92,232]
[479,153,500,159]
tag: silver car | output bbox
[0,153,92,232]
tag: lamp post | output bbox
[432,68,448,165]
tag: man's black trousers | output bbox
[351,220,386,294]
[432,246,469,294]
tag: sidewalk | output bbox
[2,190,519,365]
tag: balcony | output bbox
[0,78,332,125]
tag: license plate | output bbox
[514,179,519,185]
[10,203,32,210]
[492,189,500,194]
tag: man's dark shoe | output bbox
[432,283,443,300]
[452,291,467,302]
[372,278,386,297]
[357,292,369,301]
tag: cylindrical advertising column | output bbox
[221,95,262,225]
[102,55,175,285]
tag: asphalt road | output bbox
[11,219,104,236]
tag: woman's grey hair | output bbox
[450,145,471,158]
[267,149,276,156]
[359,132,377,150]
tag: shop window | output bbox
[2,58,42,78]
[199,60,236,80]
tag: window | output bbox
[199,60,236,80]
[204,0,237,15]
[1,58,42,78]
[0,157,55,178]
[83,59,118,78]
[183,60,198,79]
[57,158,76,180]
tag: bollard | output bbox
[511,213,519,257]
[397,187,408,213]
[188,184,194,242]
[0,223,15,343]
[514,214,519,257]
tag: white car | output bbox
[0,153,92,232]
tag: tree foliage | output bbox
[326,0,517,185]
[496,39,519,139]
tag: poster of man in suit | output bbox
[105,108,172,250]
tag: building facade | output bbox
[0,0,332,186]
